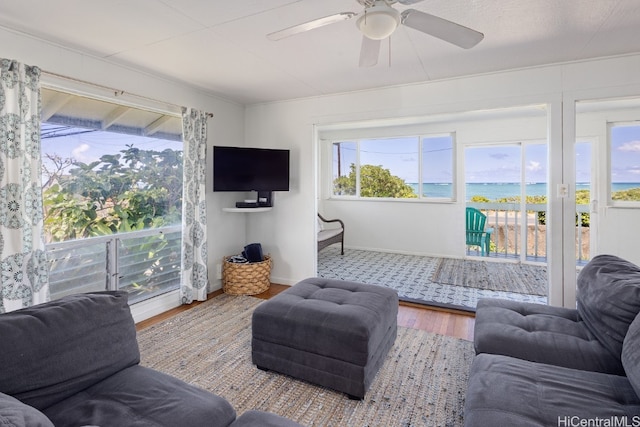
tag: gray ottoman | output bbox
[251,277,398,399]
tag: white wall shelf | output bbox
[223,207,272,213]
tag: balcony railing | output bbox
[46,225,182,304]
[467,203,590,264]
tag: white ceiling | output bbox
[1,0,640,105]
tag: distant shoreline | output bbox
[407,182,640,201]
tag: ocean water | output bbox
[408,183,640,201]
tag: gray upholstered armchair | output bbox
[317,213,344,255]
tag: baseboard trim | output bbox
[130,290,181,324]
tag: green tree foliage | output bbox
[575,189,590,204]
[533,191,590,226]
[470,195,490,203]
[43,145,183,242]
[333,163,417,198]
[575,189,590,227]
[494,195,546,204]
[43,184,104,241]
[612,187,640,201]
[471,187,640,227]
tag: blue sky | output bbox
[41,126,182,182]
[42,130,181,163]
[610,125,640,182]
[44,123,640,185]
[335,137,548,184]
[466,144,531,184]
[334,124,640,184]
[334,136,454,183]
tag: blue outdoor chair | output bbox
[466,207,493,256]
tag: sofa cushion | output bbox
[0,291,140,410]
[464,353,640,427]
[42,366,237,427]
[577,254,640,359]
[231,410,304,427]
[622,312,640,398]
[0,392,54,427]
[473,298,624,374]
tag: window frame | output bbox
[40,81,184,303]
[329,132,456,202]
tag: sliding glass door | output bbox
[464,141,548,263]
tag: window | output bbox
[609,123,640,205]
[422,135,455,199]
[41,87,183,303]
[332,141,356,196]
[331,134,454,200]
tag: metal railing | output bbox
[467,203,590,264]
[46,225,182,304]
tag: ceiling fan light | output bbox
[356,3,400,40]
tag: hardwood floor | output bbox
[136,283,475,342]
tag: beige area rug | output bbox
[432,258,548,296]
[137,294,474,427]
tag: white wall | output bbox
[244,54,640,307]
[1,26,247,319]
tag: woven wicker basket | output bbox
[222,255,272,295]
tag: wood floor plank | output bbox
[452,315,474,341]
[136,283,476,342]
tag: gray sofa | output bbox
[465,254,640,426]
[0,291,301,427]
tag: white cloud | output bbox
[71,143,92,162]
[527,161,542,172]
[618,141,640,152]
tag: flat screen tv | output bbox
[213,146,290,192]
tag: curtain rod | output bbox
[41,70,213,118]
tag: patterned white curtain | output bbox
[180,107,209,303]
[0,59,49,313]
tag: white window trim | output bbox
[328,132,456,202]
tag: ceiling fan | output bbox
[267,0,484,67]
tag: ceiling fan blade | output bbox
[396,0,425,5]
[400,9,484,49]
[359,36,381,67]
[267,12,356,41]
